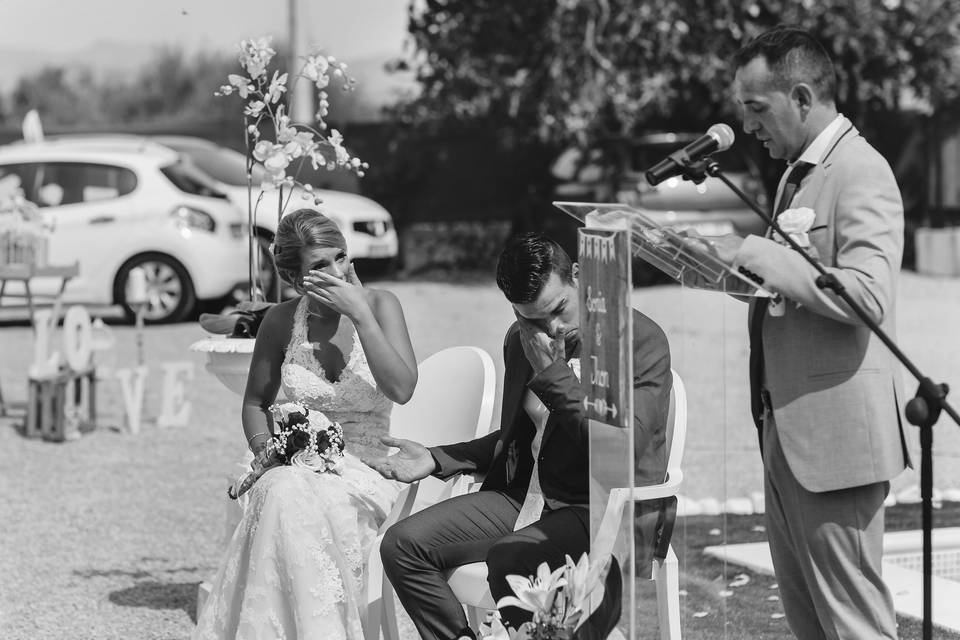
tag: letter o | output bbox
[62,305,93,371]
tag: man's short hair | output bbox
[734,25,837,103]
[496,233,574,304]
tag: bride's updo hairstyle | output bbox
[273,208,347,292]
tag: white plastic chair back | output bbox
[363,346,498,640]
[389,345,496,445]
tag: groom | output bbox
[370,232,673,640]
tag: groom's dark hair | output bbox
[496,232,574,304]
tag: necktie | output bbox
[747,161,813,430]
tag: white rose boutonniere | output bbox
[769,207,818,317]
[773,207,816,249]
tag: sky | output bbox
[0,0,409,59]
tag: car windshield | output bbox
[157,138,362,194]
[160,142,267,187]
[160,159,229,198]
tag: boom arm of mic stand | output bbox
[704,157,956,640]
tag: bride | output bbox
[194,209,418,640]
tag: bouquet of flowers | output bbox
[480,552,612,640]
[228,401,345,500]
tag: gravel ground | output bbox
[1,272,957,639]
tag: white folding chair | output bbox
[362,346,497,640]
[434,369,688,640]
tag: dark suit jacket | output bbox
[429,309,672,508]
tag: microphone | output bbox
[645,124,736,186]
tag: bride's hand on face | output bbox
[303,263,371,321]
[364,436,436,483]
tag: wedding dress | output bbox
[194,297,413,640]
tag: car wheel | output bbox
[115,253,196,324]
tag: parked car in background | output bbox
[553,131,770,284]
[24,134,399,292]
[0,142,248,323]
[149,136,398,273]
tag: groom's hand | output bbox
[515,313,564,374]
[366,436,437,483]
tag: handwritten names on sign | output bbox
[578,228,632,428]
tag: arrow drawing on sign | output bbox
[583,398,618,419]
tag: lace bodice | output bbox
[280,297,393,459]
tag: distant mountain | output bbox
[0,40,419,122]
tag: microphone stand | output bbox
[687,157,959,640]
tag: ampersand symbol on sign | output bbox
[595,324,602,346]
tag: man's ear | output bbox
[571,262,580,283]
[792,83,814,113]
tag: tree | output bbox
[399,0,960,147]
[11,67,105,126]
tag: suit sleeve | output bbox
[526,313,672,450]
[734,149,903,327]
[428,429,502,480]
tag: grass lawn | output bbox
[1,273,958,639]
[630,502,960,639]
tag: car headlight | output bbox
[171,205,216,232]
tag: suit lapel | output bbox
[499,333,531,445]
[795,118,856,226]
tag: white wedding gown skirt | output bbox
[194,297,417,640]
[194,455,398,640]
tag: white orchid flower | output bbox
[227,74,254,99]
[251,140,276,163]
[266,71,288,104]
[262,148,290,173]
[244,100,265,117]
[239,37,274,79]
[496,562,567,617]
[302,55,331,88]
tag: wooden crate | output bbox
[25,367,96,442]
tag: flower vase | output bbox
[189,336,257,396]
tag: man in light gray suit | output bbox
[709,26,910,639]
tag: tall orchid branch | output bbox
[215,36,369,303]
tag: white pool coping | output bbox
[703,527,960,633]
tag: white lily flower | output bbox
[496,562,567,617]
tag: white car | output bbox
[150,136,399,269]
[0,142,249,323]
